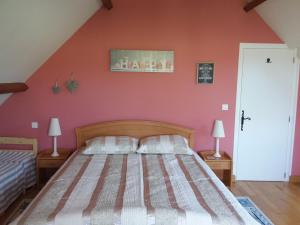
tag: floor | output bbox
[232,181,300,225]
[1,182,300,225]
[0,187,38,225]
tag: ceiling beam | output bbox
[102,0,113,10]
[244,0,267,12]
[0,83,28,94]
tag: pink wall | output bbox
[292,77,300,175]
[0,0,289,171]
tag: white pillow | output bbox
[137,135,193,155]
[82,136,139,154]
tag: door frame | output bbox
[233,43,299,181]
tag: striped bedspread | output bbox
[12,152,259,225]
[0,150,36,214]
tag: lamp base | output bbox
[51,151,59,157]
[51,136,60,157]
[213,152,221,158]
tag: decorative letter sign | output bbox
[110,50,174,73]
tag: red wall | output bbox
[0,0,289,171]
[292,80,300,175]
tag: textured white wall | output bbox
[256,0,300,58]
[0,0,102,104]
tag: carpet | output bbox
[237,196,274,225]
[4,198,32,225]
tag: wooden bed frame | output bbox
[76,120,195,149]
[0,137,38,156]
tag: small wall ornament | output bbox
[65,73,79,93]
[51,81,61,94]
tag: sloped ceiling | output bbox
[256,0,300,58]
[0,0,102,105]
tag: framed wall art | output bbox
[110,49,174,73]
[196,62,214,84]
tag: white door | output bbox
[235,44,297,181]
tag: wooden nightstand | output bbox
[198,150,233,189]
[37,148,72,187]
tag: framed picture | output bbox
[196,62,214,84]
[110,49,174,73]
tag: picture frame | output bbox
[110,49,174,73]
[196,62,214,84]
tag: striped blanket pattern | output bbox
[0,150,36,214]
[12,153,259,225]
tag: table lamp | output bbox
[48,118,62,157]
[212,120,225,158]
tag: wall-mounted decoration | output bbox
[65,73,79,93]
[110,49,174,73]
[51,81,61,94]
[196,62,214,84]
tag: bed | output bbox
[10,120,259,225]
[0,137,37,214]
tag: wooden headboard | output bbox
[75,120,194,149]
[0,137,38,156]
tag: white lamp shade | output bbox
[212,120,225,138]
[48,118,62,136]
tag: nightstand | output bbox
[37,148,72,187]
[198,150,233,189]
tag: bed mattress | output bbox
[0,150,36,214]
[11,152,259,225]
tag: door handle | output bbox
[241,110,251,131]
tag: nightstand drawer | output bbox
[206,160,231,170]
[38,159,66,168]
[37,148,72,188]
[198,150,232,189]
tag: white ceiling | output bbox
[256,0,300,57]
[0,0,102,105]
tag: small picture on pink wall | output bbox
[110,49,174,73]
[197,62,214,84]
